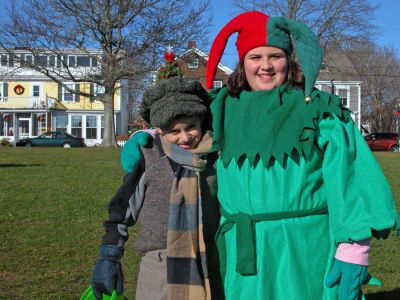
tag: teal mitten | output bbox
[325,259,370,300]
[121,131,153,173]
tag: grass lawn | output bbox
[0,148,399,299]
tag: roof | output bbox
[317,51,362,82]
[178,47,233,75]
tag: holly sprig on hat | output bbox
[156,46,183,83]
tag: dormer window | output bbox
[188,58,199,69]
[34,55,48,67]
[1,55,8,66]
[213,80,223,88]
[77,56,91,67]
[337,88,348,107]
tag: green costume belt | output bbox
[215,205,328,276]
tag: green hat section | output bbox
[80,286,126,300]
[267,17,323,100]
[140,77,210,129]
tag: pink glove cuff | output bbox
[131,129,157,138]
[335,238,370,266]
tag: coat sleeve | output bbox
[101,158,146,247]
[317,114,399,243]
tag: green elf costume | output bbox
[204,11,399,300]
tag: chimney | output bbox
[188,41,196,49]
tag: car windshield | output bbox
[39,133,53,139]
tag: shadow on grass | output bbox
[366,289,400,300]
[0,163,42,168]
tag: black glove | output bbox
[92,245,124,300]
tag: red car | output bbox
[364,133,399,152]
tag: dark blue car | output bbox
[16,131,85,148]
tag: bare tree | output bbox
[232,0,378,51]
[0,0,211,146]
[348,44,400,132]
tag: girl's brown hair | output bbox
[226,51,305,98]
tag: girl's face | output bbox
[157,115,203,150]
[244,46,288,91]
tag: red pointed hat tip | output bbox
[206,11,269,89]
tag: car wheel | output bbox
[390,144,399,152]
[63,143,71,148]
[25,142,32,147]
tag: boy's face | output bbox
[157,115,203,150]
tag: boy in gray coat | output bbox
[91,77,221,300]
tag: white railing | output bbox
[0,136,14,142]
[85,140,127,147]
[117,140,126,147]
[0,96,56,109]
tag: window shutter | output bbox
[75,83,80,102]
[90,83,94,102]
[3,82,8,97]
[9,55,14,67]
[58,83,62,101]
[57,55,61,68]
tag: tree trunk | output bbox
[100,92,118,147]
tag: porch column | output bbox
[13,112,18,146]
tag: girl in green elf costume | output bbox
[121,11,399,300]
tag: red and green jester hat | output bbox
[206,10,323,102]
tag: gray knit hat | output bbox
[140,77,210,128]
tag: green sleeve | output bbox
[317,115,399,242]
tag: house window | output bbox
[68,56,76,67]
[1,55,7,66]
[0,82,7,102]
[34,55,47,67]
[77,56,90,67]
[25,54,33,64]
[188,58,199,69]
[337,89,348,106]
[86,116,97,139]
[63,83,75,102]
[71,116,82,137]
[49,55,56,67]
[33,85,40,97]
[213,80,223,88]
[56,115,68,133]
[101,116,104,139]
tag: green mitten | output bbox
[120,131,154,173]
[325,259,371,300]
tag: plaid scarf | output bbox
[160,132,213,300]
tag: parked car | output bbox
[16,132,85,148]
[364,133,399,152]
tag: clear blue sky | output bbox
[372,0,400,53]
[209,0,400,69]
[0,0,398,69]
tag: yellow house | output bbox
[0,49,129,145]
